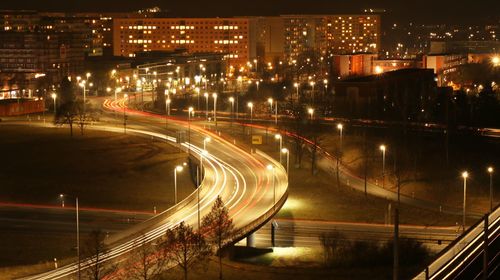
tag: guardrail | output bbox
[232,149,288,241]
[414,204,500,279]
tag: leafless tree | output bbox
[201,196,238,280]
[82,230,117,280]
[122,234,166,280]
[162,222,211,280]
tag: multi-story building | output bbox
[113,17,251,67]
[113,14,381,68]
[282,14,380,63]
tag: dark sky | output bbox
[0,0,498,24]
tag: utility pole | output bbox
[393,207,399,280]
[483,214,488,280]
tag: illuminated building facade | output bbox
[113,18,251,66]
[282,14,381,63]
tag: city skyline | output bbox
[0,0,499,24]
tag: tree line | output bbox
[80,196,237,280]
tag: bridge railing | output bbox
[229,149,289,243]
[414,204,500,279]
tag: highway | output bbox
[0,203,151,238]
[241,218,457,253]
[18,97,288,279]
[221,121,483,219]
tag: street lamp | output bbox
[268,98,273,115]
[380,145,386,187]
[462,171,468,232]
[188,107,194,153]
[174,165,184,204]
[488,167,494,212]
[310,81,316,104]
[212,93,218,126]
[51,93,57,115]
[294,82,299,102]
[203,137,211,151]
[281,148,290,175]
[308,107,314,120]
[59,194,80,279]
[267,164,276,211]
[248,102,254,136]
[123,94,128,134]
[198,150,208,230]
[337,123,343,149]
[492,56,500,67]
[323,79,328,95]
[229,97,235,126]
[204,92,209,120]
[275,134,283,164]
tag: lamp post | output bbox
[268,98,273,116]
[174,165,184,204]
[198,150,208,230]
[188,107,194,153]
[310,81,316,105]
[51,93,57,115]
[462,171,468,232]
[203,137,211,151]
[59,194,80,280]
[323,79,328,96]
[123,94,128,134]
[267,165,276,211]
[229,97,235,128]
[247,102,254,138]
[282,148,290,175]
[212,93,218,127]
[488,167,494,212]
[308,107,314,121]
[380,145,386,173]
[337,123,343,149]
[275,134,283,164]
[204,92,209,120]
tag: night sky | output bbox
[0,0,498,24]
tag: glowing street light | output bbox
[174,165,184,204]
[203,137,211,151]
[212,93,218,125]
[488,167,494,211]
[294,82,299,102]
[204,92,209,120]
[462,171,469,232]
[248,102,254,136]
[275,134,283,164]
[123,94,128,134]
[59,194,80,279]
[229,97,235,125]
[51,93,57,115]
[337,123,343,148]
[188,107,194,153]
[492,56,500,67]
[307,107,314,120]
[267,164,276,211]
[281,148,290,175]
[380,144,386,177]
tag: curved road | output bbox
[20,98,288,280]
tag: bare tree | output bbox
[122,234,166,280]
[201,196,238,280]
[54,77,77,137]
[82,230,117,280]
[162,222,211,280]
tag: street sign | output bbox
[251,135,262,145]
